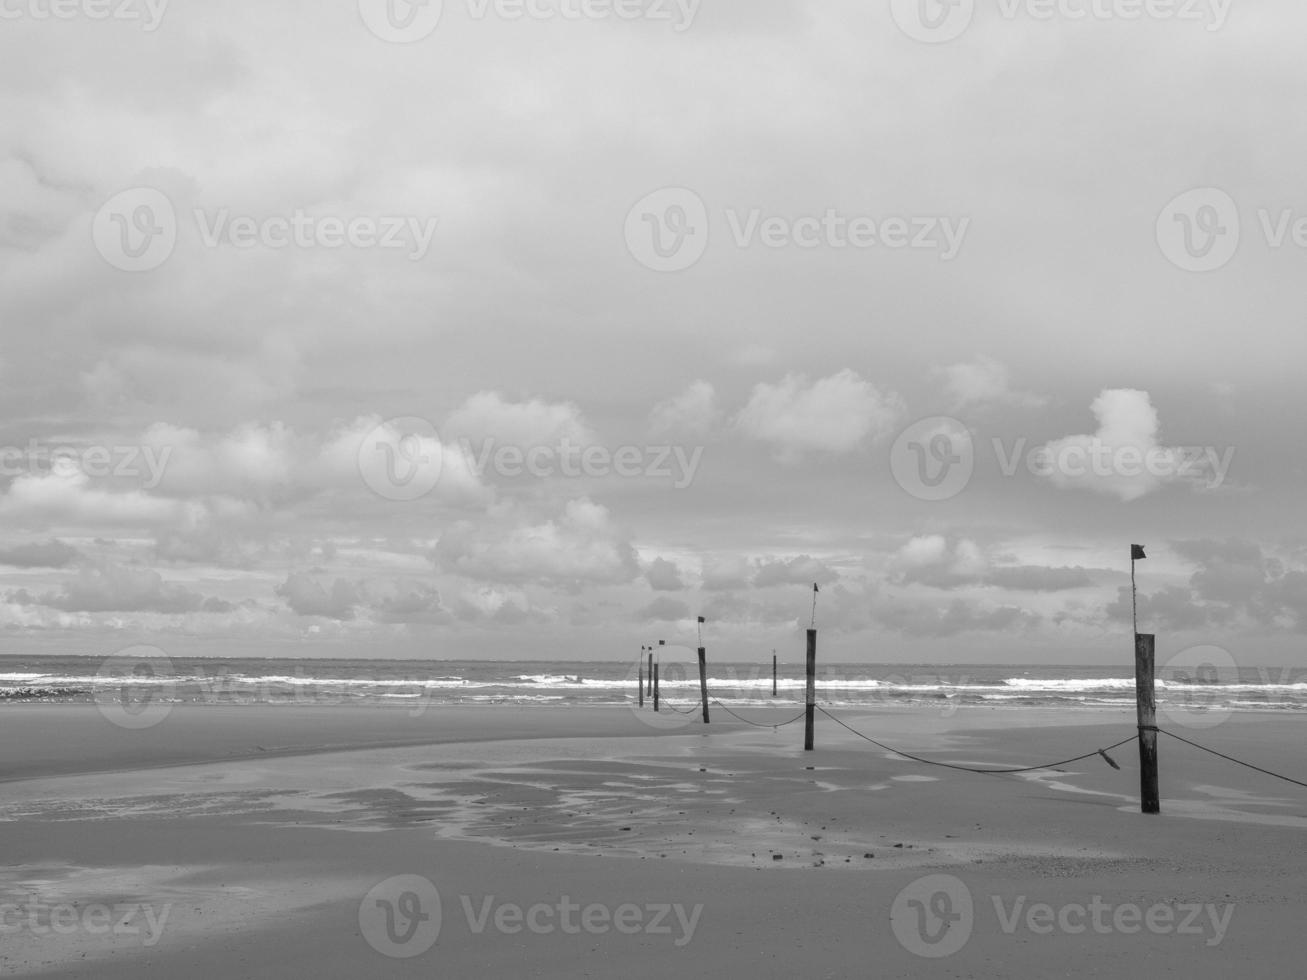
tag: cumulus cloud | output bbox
[932,355,1045,411]
[649,381,719,435]
[700,555,753,591]
[442,391,594,449]
[276,571,360,621]
[873,596,1037,637]
[434,498,640,586]
[735,370,905,463]
[890,535,988,589]
[752,555,839,588]
[1033,389,1193,502]
[636,596,691,622]
[36,562,210,614]
[0,539,81,568]
[645,557,685,591]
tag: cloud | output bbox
[649,381,719,435]
[37,562,209,614]
[873,596,1037,637]
[1034,389,1188,502]
[645,557,685,591]
[932,355,1045,411]
[700,555,753,591]
[735,370,905,462]
[0,539,81,568]
[276,571,360,621]
[752,555,839,588]
[890,535,988,589]
[443,391,594,449]
[433,498,640,586]
[984,565,1094,592]
[636,596,691,622]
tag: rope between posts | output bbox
[816,706,1138,775]
[711,699,808,728]
[662,700,700,715]
[1157,728,1307,790]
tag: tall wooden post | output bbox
[772,652,778,698]
[647,651,653,696]
[653,662,660,713]
[804,629,816,751]
[698,647,710,724]
[1135,633,1159,814]
[638,657,644,708]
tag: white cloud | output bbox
[649,381,718,435]
[932,355,1045,411]
[1035,389,1185,502]
[735,370,905,462]
[443,392,594,449]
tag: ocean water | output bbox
[2,654,1306,715]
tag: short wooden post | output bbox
[772,652,778,698]
[804,629,816,751]
[1135,633,1159,814]
[638,657,644,708]
[698,647,710,724]
[653,662,660,713]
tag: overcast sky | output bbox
[1,0,1303,664]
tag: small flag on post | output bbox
[1131,545,1146,637]
[697,616,705,624]
[810,582,819,628]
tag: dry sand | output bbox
[2,702,1306,977]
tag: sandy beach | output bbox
[3,702,1306,978]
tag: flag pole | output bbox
[1131,555,1137,637]
[810,583,818,629]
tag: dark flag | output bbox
[1131,545,1146,560]
[697,616,705,624]
[813,583,819,593]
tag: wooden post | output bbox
[772,652,777,698]
[638,657,644,708]
[647,652,653,696]
[804,629,816,751]
[653,662,660,713]
[1135,633,1159,814]
[698,647,710,724]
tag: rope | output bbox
[662,700,701,715]
[712,699,808,729]
[816,707,1138,775]
[1158,727,1307,791]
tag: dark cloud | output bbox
[0,539,80,568]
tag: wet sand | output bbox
[2,703,1306,977]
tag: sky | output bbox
[0,0,1304,665]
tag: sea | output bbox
[3,654,1306,715]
